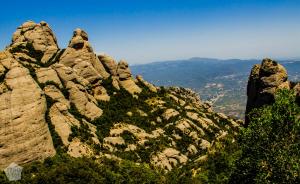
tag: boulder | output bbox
[119,79,142,94]
[0,21,242,172]
[0,63,5,78]
[112,76,120,90]
[49,101,100,156]
[0,51,19,70]
[72,60,102,83]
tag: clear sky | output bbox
[0,0,300,64]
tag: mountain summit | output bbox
[0,21,240,171]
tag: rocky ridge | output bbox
[0,21,240,170]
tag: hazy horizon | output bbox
[1,0,300,64]
[130,56,300,66]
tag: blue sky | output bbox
[0,0,300,64]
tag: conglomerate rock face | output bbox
[0,21,240,171]
[59,28,109,81]
[0,63,56,169]
[10,21,59,64]
[117,60,142,94]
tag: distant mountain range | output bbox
[132,58,300,118]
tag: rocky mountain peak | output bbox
[59,28,110,81]
[260,58,284,76]
[74,28,89,40]
[69,28,89,49]
[10,20,59,64]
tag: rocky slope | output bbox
[0,21,240,170]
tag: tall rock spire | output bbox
[245,58,290,124]
[59,28,110,83]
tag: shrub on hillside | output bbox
[230,89,300,183]
[0,155,165,184]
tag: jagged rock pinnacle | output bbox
[69,28,89,49]
[74,28,88,41]
[10,20,59,64]
[59,28,110,81]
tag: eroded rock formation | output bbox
[10,21,59,64]
[0,21,240,171]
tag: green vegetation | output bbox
[173,129,195,153]
[68,103,101,151]
[230,89,300,183]
[135,136,172,163]
[69,102,89,121]
[157,89,300,184]
[120,130,137,144]
[193,135,241,183]
[0,155,166,184]
[190,89,300,184]
[100,76,116,95]
[91,81,189,162]
[94,83,161,141]
[68,122,93,143]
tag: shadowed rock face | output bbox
[245,58,300,125]
[0,21,240,171]
[98,54,118,76]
